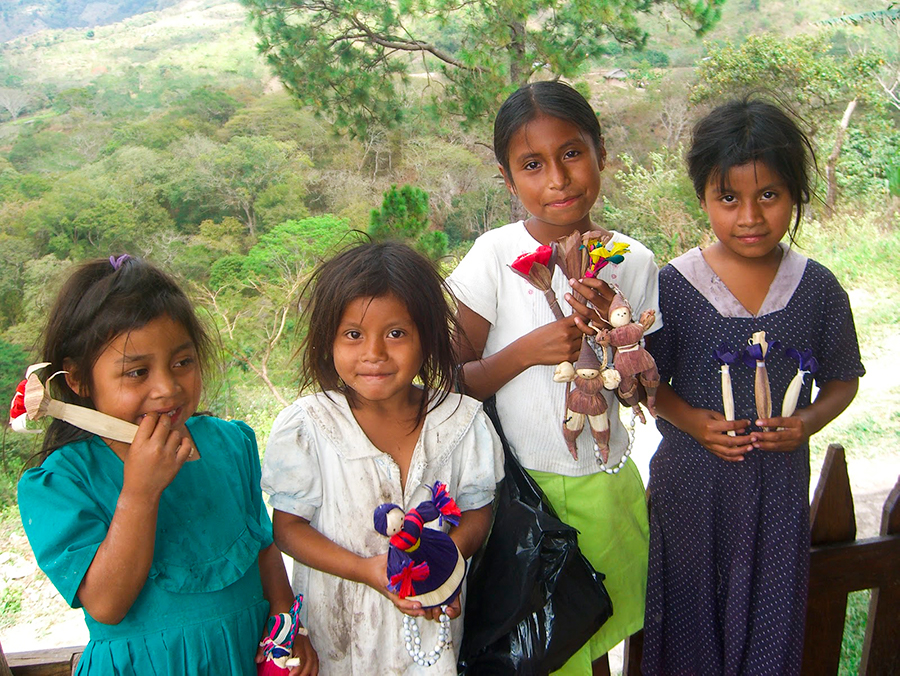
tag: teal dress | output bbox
[18,416,272,675]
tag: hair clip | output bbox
[109,254,131,270]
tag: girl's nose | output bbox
[547,160,569,189]
[151,370,182,397]
[362,336,387,361]
[738,199,764,226]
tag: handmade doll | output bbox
[597,292,659,422]
[553,339,621,465]
[374,482,466,667]
[257,595,306,675]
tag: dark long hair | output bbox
[300,241,458,425]
[493,80,607,181]
[687,97,816,239]
[39,256,211,458]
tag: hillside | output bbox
[1,0,182,42]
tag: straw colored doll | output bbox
[554,340,621,463]
[597,293,659,421]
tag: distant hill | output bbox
[1,0,181,42]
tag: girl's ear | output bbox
[699,198,709,214]
[498,164,517,195]
[63,359,88,398]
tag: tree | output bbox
[198,216,361,405]
[0,87,31,120]
[170,135,310,237]
[241,0,724,134]
[369,184,447,259]
[692,33,884,217]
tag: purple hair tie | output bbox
[109,254,131,270]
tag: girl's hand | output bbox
[288,631,319,676]
[421,594,461,622]
[680,407,754,462]
[567,277,617,329]
[750,415,806,453]
[522,315,585,366]
[122,413,192,498]
[360,553,425,617]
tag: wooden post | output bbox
[622,629,643,675]
[1,640,14,676]
[860,478,900,676]
[802,444,856,675]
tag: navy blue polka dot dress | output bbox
[641,246,865,676]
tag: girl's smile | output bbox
[68,314,201,454]
[500,114,604,243]
[332,294,424,410]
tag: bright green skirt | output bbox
[528,461,649,675]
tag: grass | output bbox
[840,590,871,676]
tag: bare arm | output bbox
[258,542,319,676]
[77,414,192,624]
[272,510,425,616]
[454,302,585,401]
[449,504,493,560]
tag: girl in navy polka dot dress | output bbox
[642,99,865,675]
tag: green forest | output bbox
[1,0,898,482]
[1,0,899,668]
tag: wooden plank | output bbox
[6,646,82,676]
[802,590,848,676]
[622,630,643,676]
[810,444,856,545]
[808,537,900,593]
[1,641,14,676]
[860,479,900,676]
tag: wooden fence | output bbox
[3,445,898,676]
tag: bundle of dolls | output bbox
[373,482,465,667]
[714,331,818,431]
[510,230,659,465]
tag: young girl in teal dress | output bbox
[16,256,318,676]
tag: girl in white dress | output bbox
[262,241,503,675]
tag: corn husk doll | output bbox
[553,338,621,465]
[782,348,819,418]
[374,482,465,668]
[715,344,740,436]
[743,331,780,429]
[596,292,659,423]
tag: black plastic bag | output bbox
[458,398,613,675]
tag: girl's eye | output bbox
[174,356,195,368]
[124,368,147,379]
[720,194,736,203]
[345,330,361,340]
[564,149,580,159]
[388,329,406,339]
[762,190,777,200]
[523,161,540,171]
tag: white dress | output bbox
[262,391,504,676]
[447,221,661,476]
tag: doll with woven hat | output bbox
[596,291,659,422]
[554,338,622,465]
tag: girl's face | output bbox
[501,114,603,242]
[701,161,794,264]
[332,294,424,410]
[69,314,202,442]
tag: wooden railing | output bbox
[3,446,897,676]
[617,444,900,676]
